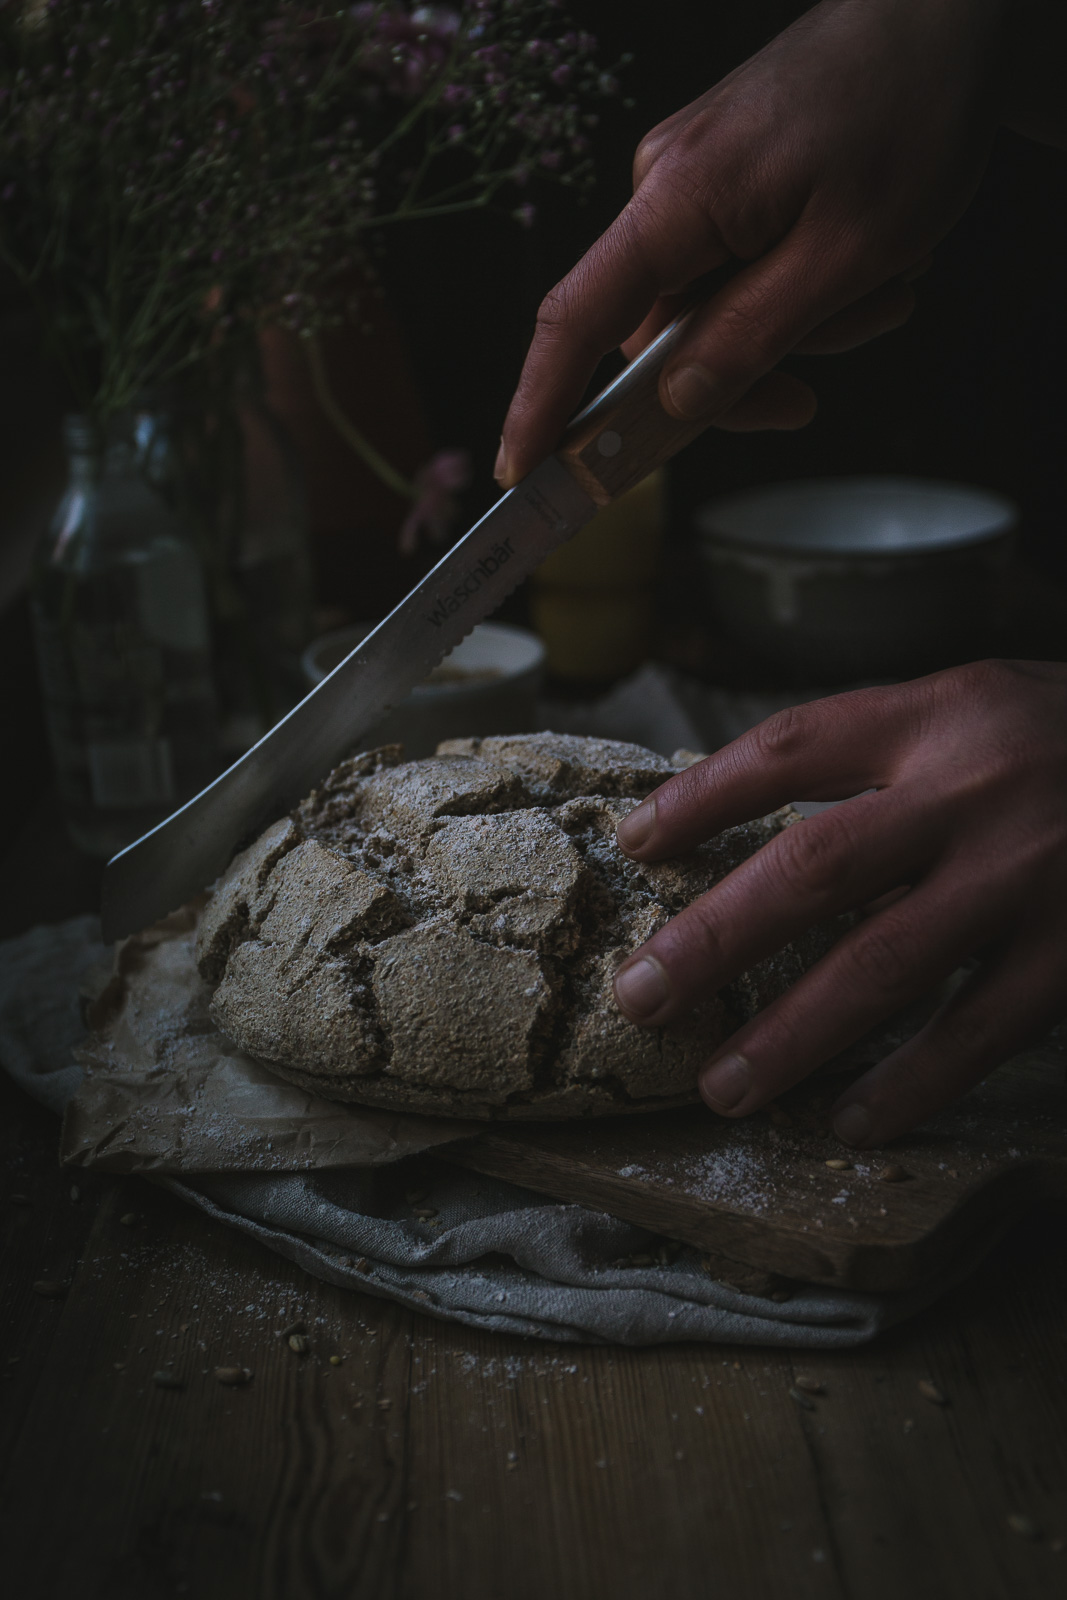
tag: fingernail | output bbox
[833,1103,874,1147]
[663,364,723,419]
[616,798,655,854]
[613,955,668,1020]
[493,437,507,482]
[700,1053,751,1112]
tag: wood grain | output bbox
[3,801,1067,1598]
[554,310,707,505]
[3,1065,1067,1600]
[448,1045,1067,1292]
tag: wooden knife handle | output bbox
[556,309,706,507]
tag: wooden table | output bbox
[2,799,1066,1599]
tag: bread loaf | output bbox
[196,733,838,1119]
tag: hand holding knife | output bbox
[101,306,710,942]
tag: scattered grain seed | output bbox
[630,1254,654,1267]
[505,1459,519,1472]
[824,1158,852,1171]
[793,1374,825,1395]
[113,1362,125,1371]
[789,1387,816,1411]
[69,1186,80,1201]
[10,1194,30,1206]
[119,1212,138,1226]
[732,1361,742,1370]
[215,1367,252,1386]
[947,1168,959,1179]
[6,1355,20,1365]
[410,1290,430,1302]
[769,1288,793,1303]
[377,1398,392,1411]
[878,1165,909,1183]
[32,1279,67,1299]
[405,1189,427,1205]
[1007,1514,1040,1540]
[918,1380,947,1405]
[153,1370,184,1390]
[277,1319,306,1339]
[287,1334,309,1355]
[354,1258,370,1274]
[902,1418,915,1434]
[329,1355,343,1366]
[411,1207,438,1219]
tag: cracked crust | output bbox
[196,733,844,1119]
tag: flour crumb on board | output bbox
[618,1139,775,1214]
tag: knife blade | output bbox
[101,305,710,941]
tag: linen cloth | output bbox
[0,913,984,1348]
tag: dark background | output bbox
[2,0,1065,843]
[384,0,1067,575]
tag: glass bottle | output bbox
[30,410,221,858]
[166,360,314,758]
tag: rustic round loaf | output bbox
[196,733,838,1119]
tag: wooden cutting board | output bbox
[444,1039,1066,1294]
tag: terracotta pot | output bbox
[259,305,434,623]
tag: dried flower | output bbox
[399,448,473,554]
[0,0,620,438]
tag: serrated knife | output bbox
[101,307,715,941]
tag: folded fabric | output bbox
[0,916,984,1347]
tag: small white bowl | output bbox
[302,620,546,759]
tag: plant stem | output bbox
[303,334,416,502]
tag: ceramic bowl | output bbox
[302,620,546,760]
[695,476,1018,682]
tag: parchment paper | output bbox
[6,905,996,1347]
[4,668,1051,1345]
[61,905,480,1175]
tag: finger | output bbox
[620,294,690,361]
[613,786,942,1027]
[657,221,885,422]
[496,196,730,486]
[828,917,1067,1147]
[616,683,924,862]
[707,369,817,431]
[687,867,1013,1116]
[791,279,916,355]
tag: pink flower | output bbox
[399,448,472,556]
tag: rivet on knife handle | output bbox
[555,309,706,506]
